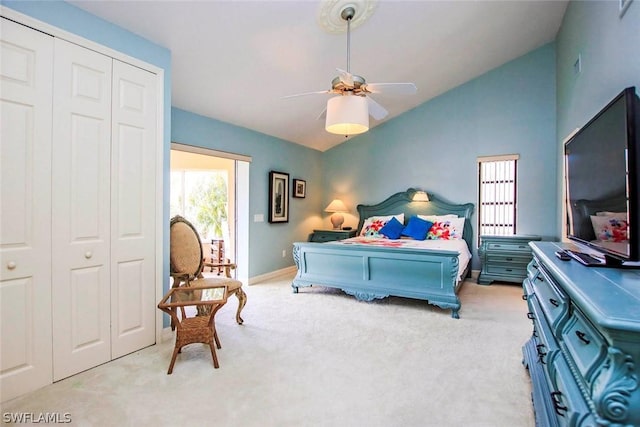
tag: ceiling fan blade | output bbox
[336,68,354,88]
[363,82,417,95]
[282,90,331,99]
[367,96,388,120]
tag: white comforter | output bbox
[330,237,472,281]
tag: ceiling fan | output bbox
[284,6,417,135]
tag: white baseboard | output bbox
[249,265,297,285]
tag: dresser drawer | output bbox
[551,355,597,427]
[487,241,532,253]
[531,267,569,333]
[561,308,606,385]
[527,295,561,381]
[527,258,541,280]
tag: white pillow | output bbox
[590,215,628,242]
[360,214,405,237]
[426,217,466,240]
[595,211,627,220]
[418,214,458,223]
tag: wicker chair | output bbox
[169,215,247,325]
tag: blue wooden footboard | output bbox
[292,242,465,318]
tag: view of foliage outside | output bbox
[170,170,229,240]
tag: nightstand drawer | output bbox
[484,263,527,278]
[309,229,357,242]
[486,254,531,265]
[487,242,532,253]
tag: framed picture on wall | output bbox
[269,171,289,223]
[293,179,306,198]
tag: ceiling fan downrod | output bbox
[341,6,355,74]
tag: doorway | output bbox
[169,144,250,283]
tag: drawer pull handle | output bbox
[551,391,568,417]
[532,330,538,338]
[575,330,590,345]
[522,294,528,301]
[549,298,559,307]
[536,344,547,364]
[536,276,544,282]
[506,268,513,272]
[527,312,535,320]
[494,244,501,247]
[506,257,513,261]
[532,265,538,270]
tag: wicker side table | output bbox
[158,284,228,374]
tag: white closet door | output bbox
[110,60,156,358]
[51,39,112,381]
[0,19,54,401]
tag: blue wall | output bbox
[172,108,324,277]
[322,44,557,268]
[555,0,640,235]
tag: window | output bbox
[478,154,519,236]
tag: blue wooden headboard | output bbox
[356,188,475,250]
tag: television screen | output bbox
[565,87,639,264]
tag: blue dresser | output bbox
[522,242,640,426]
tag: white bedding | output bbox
[330,237,472,281]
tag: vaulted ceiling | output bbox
[71,0,568,152]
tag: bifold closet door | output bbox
[0,18,54,401]
[110,59,157,359]
[52,38,113,381]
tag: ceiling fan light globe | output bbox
[325,95,369,136]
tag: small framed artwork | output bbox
[268,171,289,223]
[293,179,306,198]
[620,0,633,17]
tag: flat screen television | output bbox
[564,86,640,267]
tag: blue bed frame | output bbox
[292,188,474,318]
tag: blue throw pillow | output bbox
[401,216,433,240]
[379,216,404,239]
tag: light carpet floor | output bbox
[1,273,534,427]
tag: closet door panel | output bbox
[110,60,156,357]
[52,39,112,381]
[0,18,54,402]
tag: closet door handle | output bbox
[575,330,590,345]
[549,298,559,307]
[527,312,535,320]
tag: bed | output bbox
[292,188,474,318]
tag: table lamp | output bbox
[325,199,348,230]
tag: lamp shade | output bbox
[412,191,430,202]
[325,199,348,213]
[325,95,369,136]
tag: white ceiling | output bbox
[70,0,568,152]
